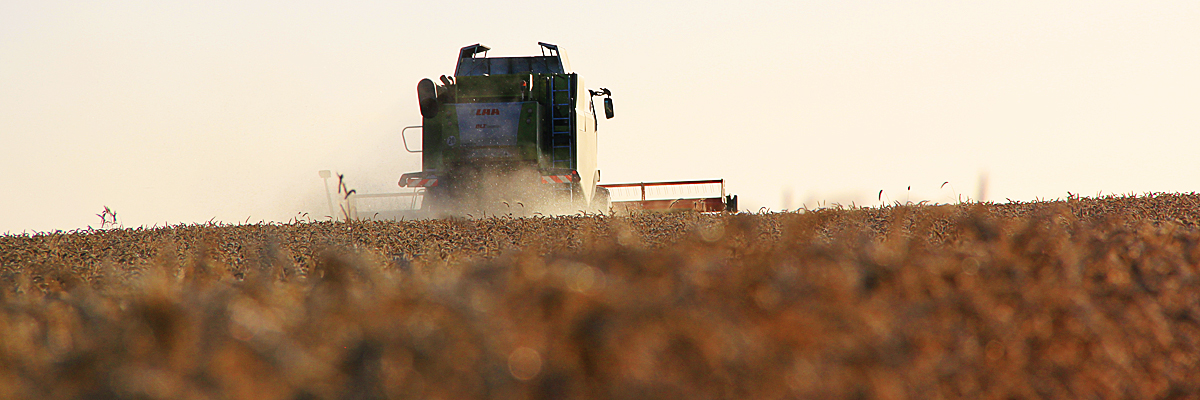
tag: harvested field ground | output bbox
[4,193,1200,399]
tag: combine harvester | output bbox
[348,43,736,219]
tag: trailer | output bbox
[600,179,737,213]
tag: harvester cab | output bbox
[400,42,607,216]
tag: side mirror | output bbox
[603,97,614,119]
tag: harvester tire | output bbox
[592,187,611,214]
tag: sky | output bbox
[1,0,1198,233]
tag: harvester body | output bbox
[400,43,602,215]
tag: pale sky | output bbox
[2,1,1198,233]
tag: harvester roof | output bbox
[454,42,570,77]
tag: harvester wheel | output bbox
[592,187,611,214]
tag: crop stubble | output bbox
[2,193,1200,399]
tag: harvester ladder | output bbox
[548,75,575,201]
[548,75,574,170]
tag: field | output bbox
[3,194,1200,399]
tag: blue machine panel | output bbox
[455,102,524,147]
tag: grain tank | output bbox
[399,42,613,216]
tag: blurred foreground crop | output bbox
[4,193,1200,399]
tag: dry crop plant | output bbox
[2,193,1200,399]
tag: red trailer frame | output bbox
[599,179,729,213]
